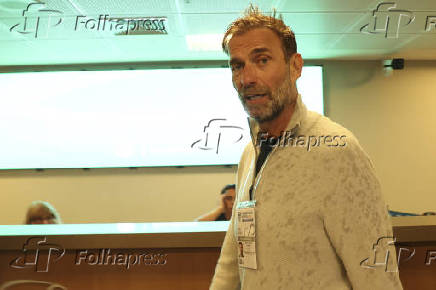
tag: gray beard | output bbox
[254,97,286,123]
[249,79,294,123]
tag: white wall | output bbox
[323,60,436,214]
[1,60,435,224]
[0,166,237,224]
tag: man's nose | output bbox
[240,64,257,88]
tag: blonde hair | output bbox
[25,201,62,224]
[222,5,297,61]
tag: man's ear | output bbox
[289,53,304,81]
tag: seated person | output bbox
[196,184,235,221]
[25,200,62,224]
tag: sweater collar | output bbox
[248,94,307,145]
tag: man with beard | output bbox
[209,6,403,290]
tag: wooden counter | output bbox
[1,217,436,289]
[391,216,436,290]
[0,222,228,290]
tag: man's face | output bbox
[228,28,301,123]
[222,188,236,212]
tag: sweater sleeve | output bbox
[210,144,255,290]
[209,216,240,290]
[323,140,403,290]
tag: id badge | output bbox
[236,200,257,269]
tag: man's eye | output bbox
[258,58,269,64]
[231,64,242,71]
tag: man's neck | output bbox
[258,101,296,137]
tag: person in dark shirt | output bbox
[196,184,236,221]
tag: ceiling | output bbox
[1,0,436,66]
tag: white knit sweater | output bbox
[210,95,403,290]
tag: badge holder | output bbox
[236,200,257,269]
